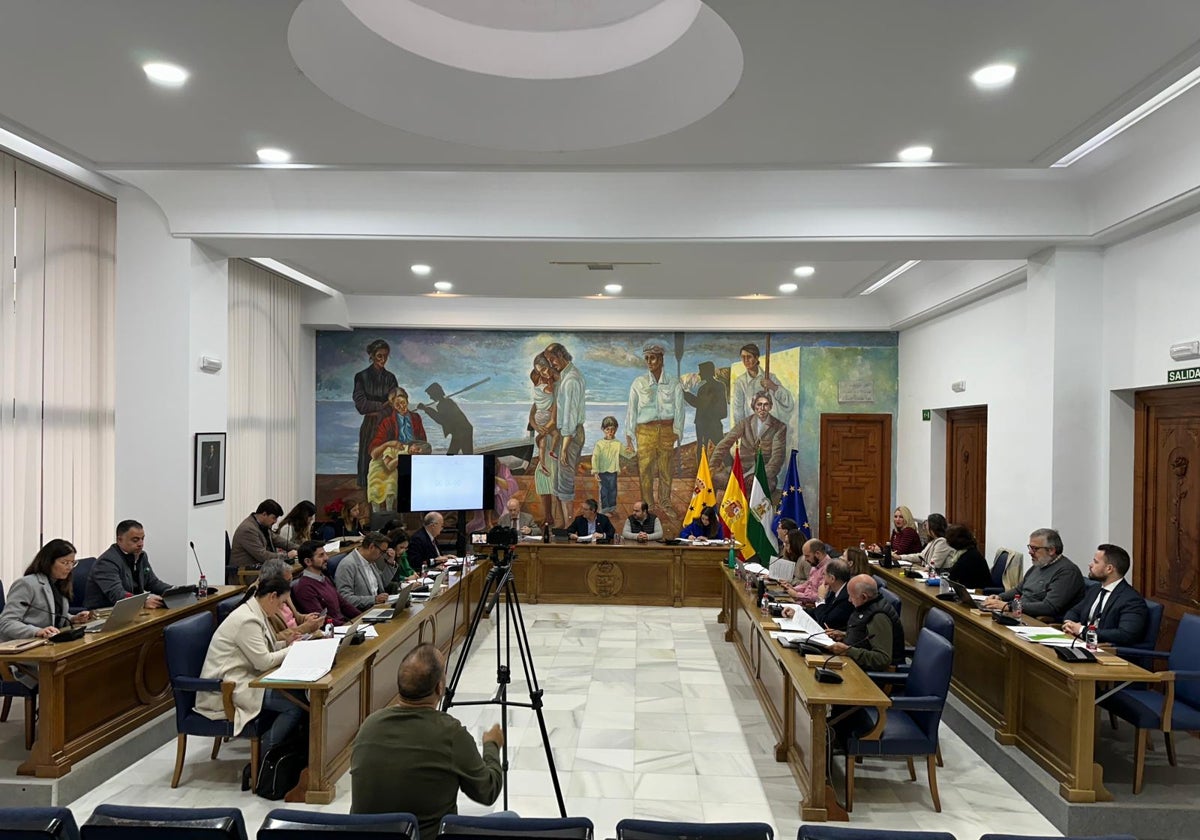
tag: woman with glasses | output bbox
[0,539,94,641]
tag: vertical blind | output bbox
[0,153,116,582]
[227,259,303,531]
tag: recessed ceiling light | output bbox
[861,260,921,295]
[604,284,622,293]
[971,63,1016,89]
[410,264,432,276]
[897,145,933,163]
[792,265,815,278]
[143,62,189,87]
[779,283,798,294]
[256,147,291,164]
[433,281,453,292]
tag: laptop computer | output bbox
[333,618,367,661]
[162,585,198,609]
[84,592,150,633]
[938,579,977,606]
[360,587,412,623]
[412,569,449,600]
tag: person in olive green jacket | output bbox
[350,644,503,837]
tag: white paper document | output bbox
[1008,626,1076,646]
[742,562,768,575]
[770,630,835,648]
[768,557,797,581]
[776,609,825,635]
[261,637,339,683]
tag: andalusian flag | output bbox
[746,450,777,562]
[682,448,717,527]
[719,444,750,557]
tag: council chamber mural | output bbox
[315,329,898,538]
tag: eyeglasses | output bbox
[57,557,78,567]
[1026,544,1048,553]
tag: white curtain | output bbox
[227,259,303,531]
[0,153,116,582]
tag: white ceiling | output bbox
[3,1,1200,310]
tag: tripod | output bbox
[441,545,567,816]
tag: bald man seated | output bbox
[824,574,905,669]
[350,643,503,837]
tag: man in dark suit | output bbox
[409,511,453,571]
[808,559,854,631]
[1062,544,1149,646]
[566,499,615,543]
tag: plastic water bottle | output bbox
[1085,623,1098,651]
[197,572,207,596]
[727,547,736,570]
[1011,595,1023,620]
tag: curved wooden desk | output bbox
[874,565,1156,802]
[0,586,243,778]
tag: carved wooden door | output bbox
[1135,386,1200,648]
[819,414,892,550]
[946,406,988,551]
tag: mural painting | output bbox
[316,329,898,539]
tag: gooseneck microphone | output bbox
[18,599,70,629]
[815,632,876,684]
[189,541,206,579]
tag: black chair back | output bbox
[0,807,80,840]
[70,558,96,610]
[617,820,772,840]
[82,806,246,840]
[259,809,418,840]
[800,825,957,839]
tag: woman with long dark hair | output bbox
[679,506,722,540]
[0,539,94,640]
[274,500,316,551]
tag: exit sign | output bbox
[922,409,931,421]
[1168,366,1200,383]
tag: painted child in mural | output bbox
[366,386,433,511]
[592,416,623,515]
[528,353,559,527]
[352,339,400,488]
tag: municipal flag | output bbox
[746,450,777,562]
[682,447,717,527]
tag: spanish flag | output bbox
[682,448,717,527]
[719,443,750,557]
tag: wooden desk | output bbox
[0,586,243,778]
[510,542,726,607]
[874,565,1155,802]
[253,561,488,804]
[721,567,889,821]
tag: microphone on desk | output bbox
[815,633,875,684]
[17,600,71,629]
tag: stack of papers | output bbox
[576,533,599,543]
[742,562,768,576]
[1008,626,1076,647]
[261,637,339,683]
[776,609,825,635]
[768,557,797,581]
[770,630,834,648]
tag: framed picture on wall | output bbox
[194,432,226,505]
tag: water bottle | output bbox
[323,621,334,638]
[883,542,893,567]
[197,573,208,596]
[1011,595,1023,620]
[727,547,736,570]
[1085,623,1098,651]
[543,522,551,543]
[859,540,866,552]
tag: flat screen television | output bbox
[394,454,495,512]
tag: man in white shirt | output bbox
[732,343,794,425]
[626,341,684,512]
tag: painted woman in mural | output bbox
[366,387,433,511]
[352,339,399,488]
[528,353,560,526]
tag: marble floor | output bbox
[66,604,1061,838]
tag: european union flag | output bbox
[772,449,811,540]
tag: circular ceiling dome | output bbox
[288,0,743,152]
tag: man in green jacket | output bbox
[351,644,503,837]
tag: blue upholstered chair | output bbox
[163,612,264,789]
[982,547,1022,596]
[258,810,418,840]
[901,607,954,664]
[879,586,901,621]
[617,819,772,840]
[326,553,345,582]
[439,815,593,840]
[0,807,80,840]
[82,806,246,840]
[844,628,954,812]
[1100,612,1200,793]
[216,594,243,625]
[798,826,956,840]
[0,581,39,750]
[69,558,95,614]
[979,835,1134,840]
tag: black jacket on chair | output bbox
[1062,579,1149,646]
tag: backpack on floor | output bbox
[255,741,307,800]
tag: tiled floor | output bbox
[66,604,1061,838]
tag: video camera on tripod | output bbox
[470,524,519,563]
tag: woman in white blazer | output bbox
[194,573,304,753]
[0,539,94,641]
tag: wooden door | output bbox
[946,406,988,550]
[1135,386,1200,649]
[819,414,892,550]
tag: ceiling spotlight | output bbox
[971,63,1017,89]
[256,147,291,164]
[410,264,432,276]
[779,283,798,294]
[897,145,933,163]
[604,284,623,293]
[433,281,453,292]
[792,265,815,278]
[143,62,189,87]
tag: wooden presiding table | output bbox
[0,586,243,778]
[874,564,1156,803]
[720,566,890,821]
[252,560,488,804]
[509,541,727,607]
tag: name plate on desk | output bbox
[804,654,844,669]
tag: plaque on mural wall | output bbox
[838,380,874,404]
